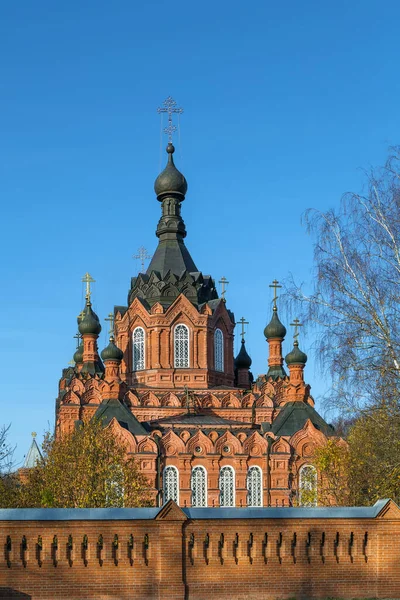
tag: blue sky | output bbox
[0,1,399,464]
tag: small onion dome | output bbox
[73,343,84,364]
[154,143,188,200]
[285,340,307,366]
[264,308,287,340]
[101,337,123,362]
[235,339,252,369]
[78,302,102,336]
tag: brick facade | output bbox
[1,499,400,599]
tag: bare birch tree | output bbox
[285,148,400,414]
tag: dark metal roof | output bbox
[94,399,148,436]
[149,413,253,427]
[0,499,392,521]
[262,401,334,437]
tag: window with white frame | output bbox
[132,327,145,371]
[214,328,224,372]
[174,324,189,368]
[247,466,263,507]
[163,466,179,504]
[299,464,317,507]
[191,466,207,507]
[219,465,235,507]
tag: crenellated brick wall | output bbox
[1,499,400,600]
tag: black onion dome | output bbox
[235,339,252,369]
[73,343,84,364]
[154,143,188,200]
[264,308,287,340]
[285,341,308,366]
[78,302,101,336]
[101,338,123,362]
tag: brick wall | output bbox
[0,499,399,600]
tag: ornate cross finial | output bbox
[105,312,115,338]
[73,332,81,349]
[290,318,303,340]
[82,272,95,301]
[133,246,151,273]
[238,317,249,340]
[219,276,229,302]
[269,279,282,309]
[157,96,184,144]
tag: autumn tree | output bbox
[19,418,153,508]
[284,147,400,414]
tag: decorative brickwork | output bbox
[0,500,400,599]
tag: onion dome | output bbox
[285,340,308,366]
[264,308,287,340]
[154,143,188,200]
[73,343,84,364]
[78,302,101,336]
[235,339,252,369]
[101,337,123,362]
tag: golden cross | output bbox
[105,312,115,337]
[133,246,151,273]
[290,318,303,340]
[269,279,282,309]
[219,276,229,302]
[238,317,249,340]
[82,272,95,301]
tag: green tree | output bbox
[20,419,153,508]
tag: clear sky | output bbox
[0,1,399,465]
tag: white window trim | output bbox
[191,465,208,507]
[214,328,224,372]
[163,465,179,505]
[299,464,318,507]
[247,465,263,507]
[132,326,145,371]
[174,323,190,368]
[219,465,235,507]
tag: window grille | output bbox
[219,466,235,507]
[191,466,207,507]
[133,327,145,371]
[174,324,189,368]
[247,466,263,507]
[163,466,179,504]
[299,465,317,507]
[214,328,224,372]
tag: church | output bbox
[55,100,339,509]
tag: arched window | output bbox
[219,466,235,507]
[174,324,189,368]
[214,328,224,372]
[299,464,317,507]
[132,327,145,371]
[191,466,207,507]
[247,466,263,507]
[163,466,179,504]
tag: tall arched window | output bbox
[247,466,263,507]
[219,466,235,507]
[214,328,224,372]
[174,324,189,368]
[191,466,207,507]
[163,466,179,504]
[132,327,145,371]
[299,464,317,507]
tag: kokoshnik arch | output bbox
[53,99,344,509]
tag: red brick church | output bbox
[55,103,339,509]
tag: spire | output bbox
[264,280,287,380]
[101,312,123,384]
[23,432,42,468]
[235,318,252,388]
[78,275,104,376]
